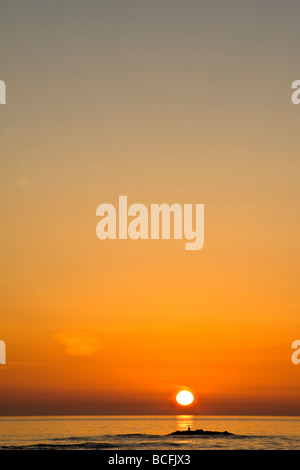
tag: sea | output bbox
[0,415,300,450]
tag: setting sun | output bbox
[176,391,194,406]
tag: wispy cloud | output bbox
[54,332,100,356]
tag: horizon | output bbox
[1,414,300,416]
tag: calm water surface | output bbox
[0,415,300,450]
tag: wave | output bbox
[0,429,254,452]
[52,432,243,441]
[0,432,248,451]
[0,442,118,450]
[52,433,161,441]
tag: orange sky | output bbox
[0,0,300,415]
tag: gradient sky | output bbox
[1,0,300,415]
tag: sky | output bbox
[0,0,300,415]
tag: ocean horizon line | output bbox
[1,414,300,419]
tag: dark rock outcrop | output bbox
[169,429,233,436]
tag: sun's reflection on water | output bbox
[176,415,195,432]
